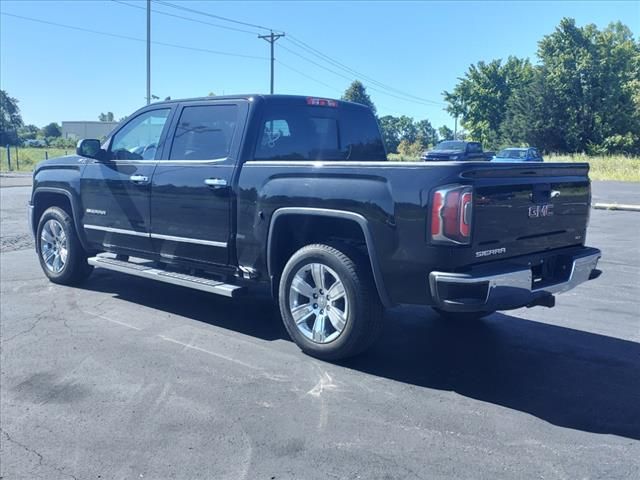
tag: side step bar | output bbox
[88,255,246,298]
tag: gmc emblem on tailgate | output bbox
[528,204,554,218]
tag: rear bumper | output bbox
[429,247,601,312]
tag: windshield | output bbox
[434,141,466,152]
[497,149,527,159]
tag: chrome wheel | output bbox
[289,263,348,344]
[40,219,68,273]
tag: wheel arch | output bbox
[266,207,392,307]
[32,187,90,251]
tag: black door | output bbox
[150,101,246,266]
[79,108,172,255]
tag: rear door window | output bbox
[169,105,238,160]
[254,104,385,161]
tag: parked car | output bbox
[24,139,46,147]
[493,147,544,162]
[28,94,601,360]
[421,141,493,161]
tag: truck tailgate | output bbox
[464,164,590,263]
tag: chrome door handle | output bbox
[204,178,228,188]
[130,175,149,183]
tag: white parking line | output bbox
[82,309,143,331]
[157,334,262,371]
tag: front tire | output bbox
[279,243,383,361]
[36,206,93,285]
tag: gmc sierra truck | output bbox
[29,95,602,360]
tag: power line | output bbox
[153,0,279,33]
[285,35,445,106]
[278,43,443,108]
[276,60,427,118]
[277,60,344,93]
[1,12,268,60]
[111,0,259,36]
[142,0,443,107]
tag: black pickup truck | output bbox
[422,140,494,161]
[29,94,601,360]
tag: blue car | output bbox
[493,147,543,162]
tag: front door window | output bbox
[110,109,171,160]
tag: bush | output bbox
[397,139,426,158]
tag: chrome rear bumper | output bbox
[429,248,601,312]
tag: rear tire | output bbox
[36,206,93,285]
[433,308,494,322]
[279,243,383,361]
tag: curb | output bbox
[593,203,640,212]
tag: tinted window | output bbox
[254,104,385,161]
[110,109,170,160]
[468,143,482,153]
[497,149,527,159]
[434,141,466,152]
[169,105,238,160]
[340,108,386,161]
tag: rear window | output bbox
[254,104,385,161]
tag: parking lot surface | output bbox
[1,185,639,479]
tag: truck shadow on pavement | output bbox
[82,271,640,441]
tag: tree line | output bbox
[444,18,639,154]
[3,17,637,156]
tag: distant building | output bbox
[61,121,119,140]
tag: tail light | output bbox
[431,185,473,245]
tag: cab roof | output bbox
[150,94,368,109]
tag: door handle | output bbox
[204,178,228,188]
[130,174,149,184]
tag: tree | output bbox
[445,18,640,154]
[443,57,534,148]
[533,18,640,152]
[18,124,39,142]
[98,112,115,122]
[0,90,23,145]
[397,139,426,157]
[378,115,417,153]
[415,119,438,147]
[342,80,377,115]
[41,122,62,138]
[438,126,454,141]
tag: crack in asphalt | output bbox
[1,312,48,344]
[1,428,79,480]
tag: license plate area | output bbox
[531,254,573,289]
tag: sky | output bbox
[1,0,638,129]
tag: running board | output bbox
[88,255,246,298]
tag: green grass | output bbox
[545,154,640,182]
[0,148,73,173]
[2,148,638,182]
[388,152,640,182]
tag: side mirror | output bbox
[76,138,103,160]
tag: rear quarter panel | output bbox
[236,161,468,304]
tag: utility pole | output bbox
[258,30,285,94]
[146,0,151,105]
[454,114,458,140]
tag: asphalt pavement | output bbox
[1,185,639,479]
